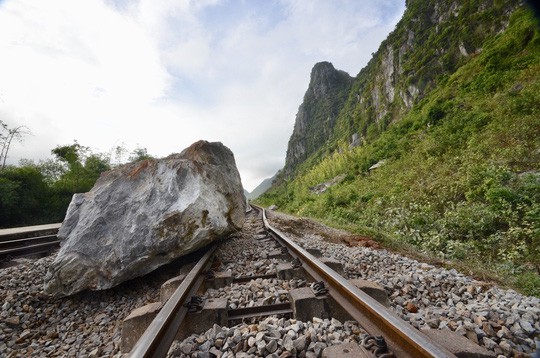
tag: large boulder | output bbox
[44,140,245,297]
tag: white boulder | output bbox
[44,140,245,297]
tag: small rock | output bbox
[5,317,20,326]
[466,330,479,344]
[283,335,294,351]
[482,337,498,350]
[405,302,418,313]
[519,320,535,335]
[266,339,278,353]
[293,336,307,351]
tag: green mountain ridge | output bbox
[259,0,540,295]
[248,174,277,200]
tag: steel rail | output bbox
[0,234,60,261]
[255,205,456,358]
[0,223,61,242]
[129,244,217,358]
[0,234,59,249]
[0,241,60,259]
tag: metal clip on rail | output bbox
[292,257,302,268]
[361,334,395,358]
[184,296,204,313]
[311,281,329,296]
[204,270,216,280]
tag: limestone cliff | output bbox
[334,0,521,146]
[283,62,353,177]
[281,0,521,181]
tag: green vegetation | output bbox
[258,8,540,296]
[0,142,153,228]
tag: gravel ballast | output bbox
[168,316,366,358]
[2,208,539,357]
[266,210,540,357]
[0,255,179,357]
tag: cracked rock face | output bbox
[45,140,245,297]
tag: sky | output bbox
[0,0,405,191]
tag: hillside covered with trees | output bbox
[258,2,540,295]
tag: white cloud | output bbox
[0,0,405,191]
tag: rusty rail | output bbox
[128,244,217,358]
[255,205,456,358]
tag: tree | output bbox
[129,146,153,162]
[51,141,110,192]
[51,141,88,189]
[0,121,31,169]
[111,143,128,166]
[0,165,49,227]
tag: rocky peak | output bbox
[308,62,349,99]
[283,62,353,177]
[178,140,236,166]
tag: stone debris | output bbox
[309,174,346,194]
[0,254,180,357]
[204,278,307,309]
[268,214,540,356]
[216,234,282,277]
[167,316,366,358]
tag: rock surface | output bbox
[45,140,245,297]
[283,61,353,177]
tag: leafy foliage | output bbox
[0,141,153,228]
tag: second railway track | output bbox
[0,223,61,263]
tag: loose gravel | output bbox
[168,316,366,358]
[0,255,179,357]
[267,210,540,357]
[215,212,286,278]
[204,278,307,309]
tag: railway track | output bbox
[0,223,61,262]
[128,205,460,358]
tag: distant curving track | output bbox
[0,223,61,262]
[129,205,457,358]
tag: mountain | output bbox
[258,0,540,295]
[249,174,277,200]
[283,62,353,177]
[279,0,522,182]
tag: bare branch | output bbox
[0,124,32,169]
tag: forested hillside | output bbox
[258,2,540,295]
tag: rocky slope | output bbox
[279,0,521,180]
